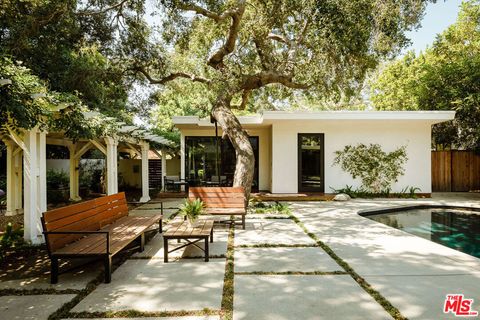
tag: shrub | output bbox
[333,143,408,193]
[46,169,69,189]
[0,222,24,260]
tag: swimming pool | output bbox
[359,205,480,258]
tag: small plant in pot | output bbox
[179,198,205,226]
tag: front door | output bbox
[298,134,325,192]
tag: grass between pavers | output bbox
[235,243,319,248]
[220,222,235,320]
[288,213,408,320]
[65,308,219,318]
[235,271,348,275]
[0,288,81,296]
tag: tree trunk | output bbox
[212,97,255,199]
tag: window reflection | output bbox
[185,136,259,191]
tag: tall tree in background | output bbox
[119,0,431,197]
[1,0,433,197]
[0,0,131,119]
[370,0,480,151]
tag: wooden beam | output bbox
[89,139,107,155]
[74,141,93,159]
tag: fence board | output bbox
[432,151,480,192]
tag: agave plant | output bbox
[179,198,205,225]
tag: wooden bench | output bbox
[41,192,162,284]
[189,187,246,229]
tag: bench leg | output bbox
[104,256,112,283]
[164,237,169,263]
[210,227,213,243]
[50,257,59,284]
[159,219,163,233]
[205,237,209,262]
[139,233,145,252]
[242,215,246,230]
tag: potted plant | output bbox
[179,198,205,226]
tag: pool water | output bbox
[364,208,480,258]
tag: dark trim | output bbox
[358,204,480,217]
[298,133,325,193]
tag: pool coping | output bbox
[358,204,480,217]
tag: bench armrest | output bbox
[43,230,110,254]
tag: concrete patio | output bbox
[0,194,478,319]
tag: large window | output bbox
[185,136,259,191]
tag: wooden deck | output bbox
[252,192,335,201]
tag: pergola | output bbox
[1,112,174,244]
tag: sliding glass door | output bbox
[298,134,325,192]
[185,136,259,191]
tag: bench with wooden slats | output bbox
[41,192,162,283]
[188,187,246,229]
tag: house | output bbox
[173,111,455,194]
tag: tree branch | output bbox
[240,71,310,91]
[134,67,211,85]
[77,0,129,16]
[232,90,251,110]
[208,1,246,69]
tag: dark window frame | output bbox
[184,136,259,191]
[297,133,325,193]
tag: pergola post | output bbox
[105,137,118,195]
[4,139,17,216]
[13,147,23,212]
[139,141,150,203]
[23,128,46,244]
[68,143,81,201]
[161,148,167,190]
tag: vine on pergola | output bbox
[0,57,120,141]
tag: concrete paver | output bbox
[72,259,225,313]
[234,247,341,273]
[234,275,391,320]
[0,294,76,320]
[235,219,316,246]
[363,274,480,320]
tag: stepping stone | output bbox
[72,259,225,313]
[63,317,219,320]
[0,263,100,291]
[364,274,480,320]
[132,229,228,260]
[234,275,391,320]
[0,294,76,320]
[235,219,315,246]
[234,247,342,273]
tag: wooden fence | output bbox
[432,151,480,192]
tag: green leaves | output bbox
[370,0,480,151]
[179,198,206,223]
[333,143,408,193]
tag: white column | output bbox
[139,142,150,202]
[23,128,42,244]
[161,148,167,190]
[180,133,185,180]
[105,137,118,195]
[68,144,81,201]
[4,140,15,216]
[14,149,23,212]
[38,131,47,215]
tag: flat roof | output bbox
[172,111,455,128]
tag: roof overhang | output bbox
[173,111,456,129]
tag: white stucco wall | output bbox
[271,120,432,193]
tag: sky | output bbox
[403,0,464,54]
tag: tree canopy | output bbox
[370,0,480,151]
